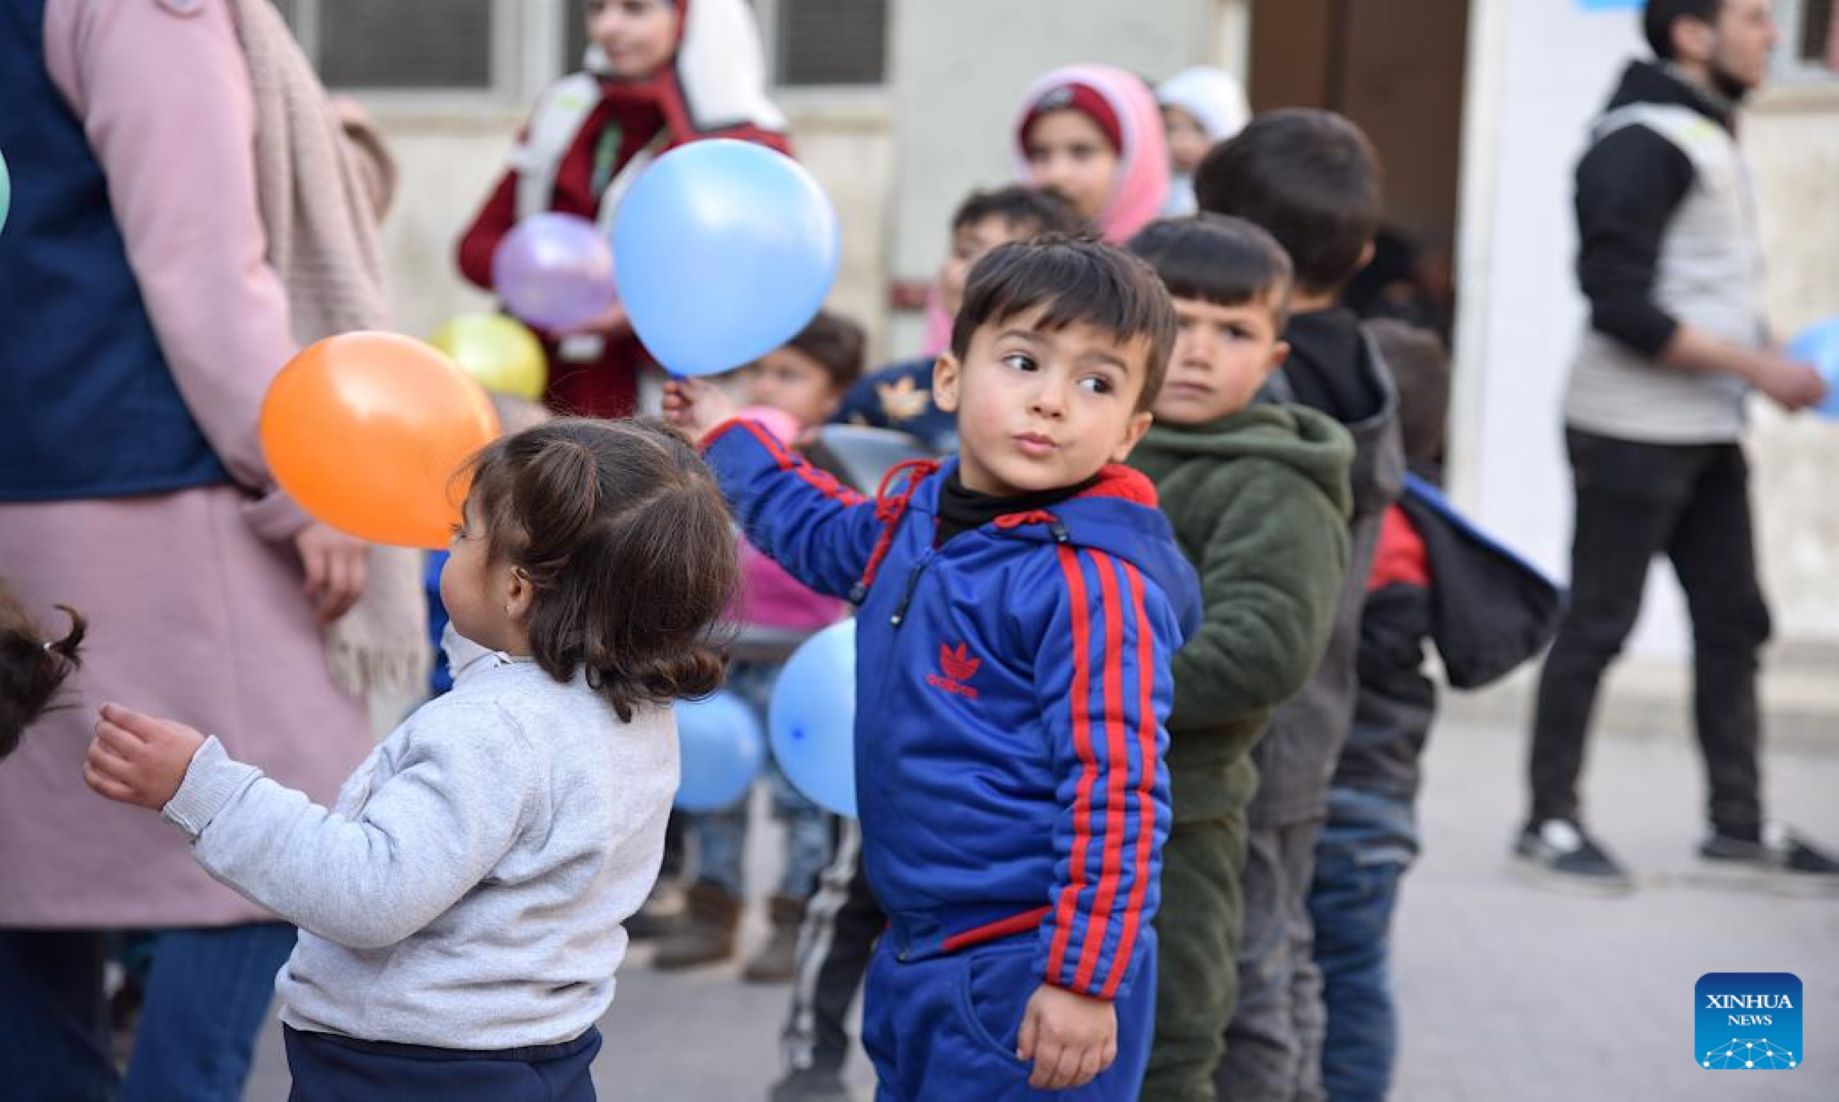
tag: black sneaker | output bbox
[768,1065,852,1102]
[1512,818,1636,894]
[1699,823,1839,888]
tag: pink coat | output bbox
[733,543,846,634]
[0,0,372,928]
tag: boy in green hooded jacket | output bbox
[1125,215,1353,1101]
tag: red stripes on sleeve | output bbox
[1047,548,1157,997]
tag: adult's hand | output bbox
[1663,327,1829,412]
[294,522,369,625]
[1748,353,1828,413]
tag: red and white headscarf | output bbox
[584,0,789,150]
[1011,63,1170,244]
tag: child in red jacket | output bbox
[456,0,789,417]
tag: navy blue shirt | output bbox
[832,357,958,454]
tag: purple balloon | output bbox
[491,213,617,332]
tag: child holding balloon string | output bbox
[770,184,1091,1100]
[81,419,738,1101]
[669,237,1201,1098]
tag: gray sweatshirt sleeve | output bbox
[161,710,537,950]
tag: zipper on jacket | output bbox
[889,552,934,629]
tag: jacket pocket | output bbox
[954,941,1036,1061]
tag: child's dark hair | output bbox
[1193,108,1382,295]
[952,185,1091,240]
[1367,318,1451,471]
[463,419,737,722]
[1645,0,1722,59]
[786,311,867,392]
[1127,215,1296,331]
[950,236,1177,413]
[0,584,85,762]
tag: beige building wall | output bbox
[1741,83,1839,645]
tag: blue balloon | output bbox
[674,691,766,812]
[613,140,840,377]
[0,147,11,236]
[769,620,857,817]
[1787,317,1839,420]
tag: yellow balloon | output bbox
[430,313,548,401]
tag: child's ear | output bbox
[1355,239,1377,276]
[1265,339,1292,379]
[505,566,536,624]
[1110,409,1155,463]
[932,353,963,413]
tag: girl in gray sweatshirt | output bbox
[82,419,740,1101]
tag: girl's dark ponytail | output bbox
[1,592,86,761]
[464,419,740,723]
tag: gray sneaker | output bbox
[1512,818,1635,894]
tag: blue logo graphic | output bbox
[1696,973,1801,1070]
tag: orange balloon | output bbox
[261,332,502,549]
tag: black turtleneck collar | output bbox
[935,469,1098,545]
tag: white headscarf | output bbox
[1156,66,1251,216]
[1157,66,1250,142]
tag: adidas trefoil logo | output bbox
[926,642,981,699]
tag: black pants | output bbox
[1529,428,1771,837]
[781,817,883,1074]
[284,1026,600,1102]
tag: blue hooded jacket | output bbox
[706,418,1201,1000]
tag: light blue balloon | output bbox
[1787,317,1839,420]
[613,139,840,377]
[0,148,11,236]
[674,691,766,812]
[769,620,857,817]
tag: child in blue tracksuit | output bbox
[668,238,1201,1099]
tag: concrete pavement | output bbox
[245,704,1839,1100]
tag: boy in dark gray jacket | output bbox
[1196,110,1404,1102]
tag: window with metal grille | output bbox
[769,0,889,87]
[280,0,891,101]
[280,0,498,91]
[564,0,889,88]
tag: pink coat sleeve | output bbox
[44,0,309,539]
